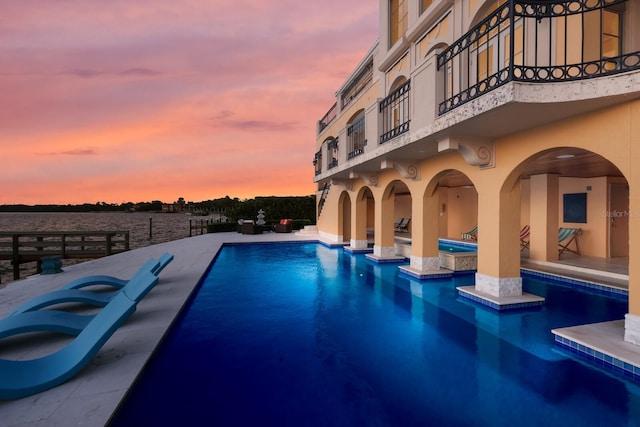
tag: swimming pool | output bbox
[394,238,477,253]
[110,243,639,426]
[438,240,477,253]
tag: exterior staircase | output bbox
[317,183,330,218]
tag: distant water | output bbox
[0,212,219,284]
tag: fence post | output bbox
[12,234,19,280]
[61,233,67,258]
[106,233,113,255]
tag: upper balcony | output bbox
[438,0,640,115]
[314,0,640,183]
[318,103,337,135]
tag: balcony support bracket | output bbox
[438,136,495,169]
[380,160,420,180]
[330,178,354,191]
[350,172,379,187]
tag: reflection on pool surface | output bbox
[111,243,638,427]
[438,243,476,252]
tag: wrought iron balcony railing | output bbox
[379,79,411,144]
[437,0,640,115]
[318,103,337,134]
[347,116,366,159]
[313,151,322,176]
[341,60,374,109]
[327,138,338,169]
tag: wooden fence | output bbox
[0,231,130,280]
[189,218,218,236]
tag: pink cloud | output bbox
[0,0,378,204]
[48,149,98,156]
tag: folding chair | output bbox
[520,225,530,250]
[558,227,581,255]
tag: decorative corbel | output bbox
[330,178,354,191]
[438,136,495,169]
[350,172,379,187]
[380,160,420,180]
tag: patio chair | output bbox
[461,225,478,241]
[520,225,530,250]
[10,253,173,316]
[0,310,93,341]
[558,227,581,255]
[0,270,158,400]
[239,220,262,235]
[61,252,174,291]
[396,217,411,233]
[274,219,293,233]
[394,218,406,231]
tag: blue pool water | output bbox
[110,243,639,426]
[397,238,477,253]
[438,242,476,252]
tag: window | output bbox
[327,138,339,169]
[390,0,408,46]
[477,45,494,83]
[314,151,322,176]
[504,25,524,68]
[567,5,623,65]
[347,112,366,159]
[602,9,621,59]
[341,61,373,109]
[420,0,433,15]
[445,61,453,99]
[380,79,411,144]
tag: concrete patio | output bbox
[0,231,317,426]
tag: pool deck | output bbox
[0,231,638,426]
[0,231,317,427]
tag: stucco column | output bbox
[626,192,640,344]
[409,189,440,271]
[529,174,560,261]
[340,192,351,244]
[372,190,396,258]
[475,181,523,297]
[348,190,369,251]
[625,102,640,345]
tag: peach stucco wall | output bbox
[443,186,478,239]
[558,177,609,258]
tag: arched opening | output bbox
[512,147,628,267]
[384,180,412,257]
[345,186,375,252]
[338,191,352,244]
[364,187,375,247]
[380,76,411,144]
[435,170,478,241]
[398,169,478,276]
[324,137,339,170]
[346,110,366,160]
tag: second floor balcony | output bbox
[313,0,640,183]
[437,0,640,115]
[380,79,411,144]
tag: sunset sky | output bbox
[1,1,378,205]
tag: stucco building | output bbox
[313,0,640,364]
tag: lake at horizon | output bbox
[0,211,215,284]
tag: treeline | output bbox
[0,202,163,213]
[223,196,316,224]
[0,195,317,224]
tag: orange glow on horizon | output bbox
[1,1,378,205]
